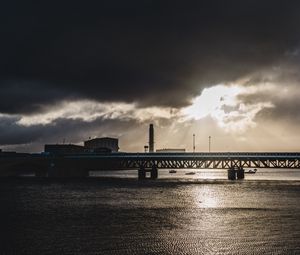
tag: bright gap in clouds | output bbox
[182,84,274,132]
[17,100,177,126]
[182,85,242,119]
[17,84,274,135]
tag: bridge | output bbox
[1,152,300,179]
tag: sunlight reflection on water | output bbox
[194,185,219,208]
[90,168,300,181]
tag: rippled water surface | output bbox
[1,175,300,254]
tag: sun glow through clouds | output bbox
[182,84,274,132]
[183,85,242,119]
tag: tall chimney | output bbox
[149,124,154,152]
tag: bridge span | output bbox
[71,152,300,169]
[1,152,300,179]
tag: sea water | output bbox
[0,169,300,254]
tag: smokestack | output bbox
[149,124,154,152]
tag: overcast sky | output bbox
[1,0,300,152]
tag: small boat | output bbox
[169,170,177,174]
[185,171,196,175]
[245,168,257,174]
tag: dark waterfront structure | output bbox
[1,151,300,179]
[44,144,84,154]
[84,137,119,152]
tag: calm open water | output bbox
[0,169,300,254]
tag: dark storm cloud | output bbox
[1,0,300,113]
[0,115,139,147]
[0,81,75,114]
[0,115,43,144]
[243,89,300,124]
[236,54,300,124]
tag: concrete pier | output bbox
[151,165,158,179]
[227,168,236,180]
[236,167,245,179]
[138,165,158,180]
[227,167,245,180]
[138,166,146,180]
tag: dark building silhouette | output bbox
[44,144,84,154]
[84,137,119,152]
[149,124,154,152]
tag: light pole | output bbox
[193,134,195,153]
[144,145,149,153]
[208,136,211,153]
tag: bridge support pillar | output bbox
[150,165,158,180]
[138,166,146,180]
[138,166,158,180]
[236,167,245,179]
[227,167,236,180]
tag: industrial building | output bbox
[84,137,119,152]
[44,137,119,154]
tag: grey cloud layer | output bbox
[0,115,140,146]
[1,0,300,114]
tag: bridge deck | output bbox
[65,152,300,159]
[1,152,300,176]
[61,152,300,170]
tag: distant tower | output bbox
[149,124,154,152]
